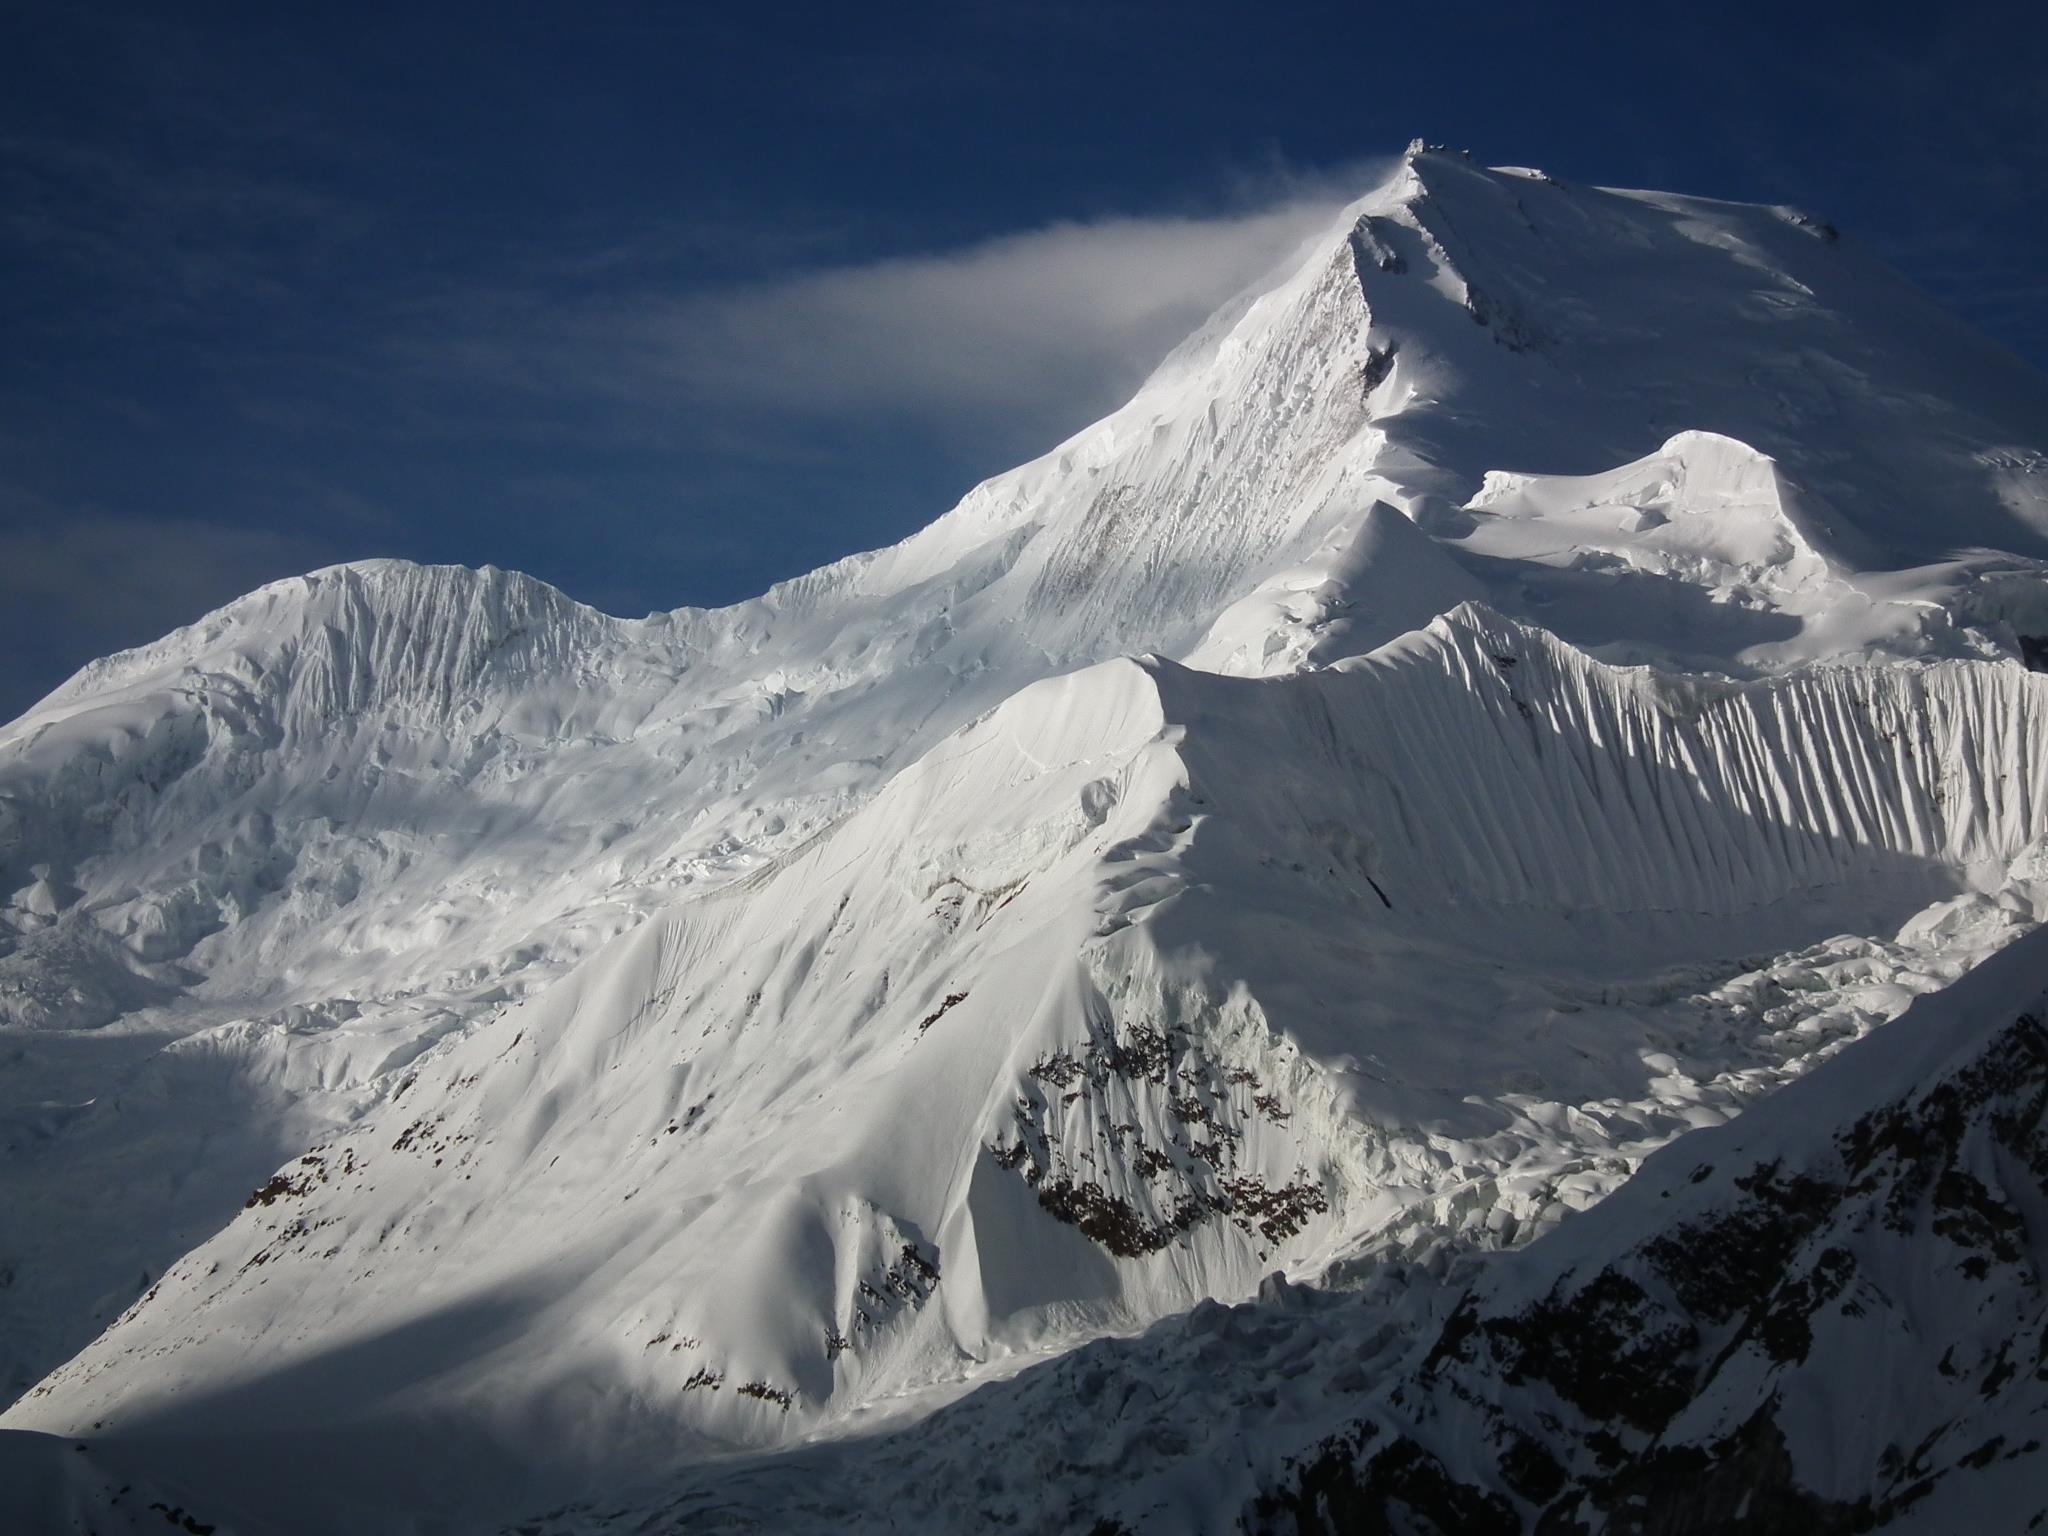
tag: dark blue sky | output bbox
[3,0,2044,718]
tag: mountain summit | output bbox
[4,147,2048,1532]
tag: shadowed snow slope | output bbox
[545,913,2048,1535]
[4,144,2048,1531]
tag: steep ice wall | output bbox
[1171,604,2048,928]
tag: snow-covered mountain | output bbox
[4,143,2047,1532]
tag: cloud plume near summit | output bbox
[408,166,1383,457]
[650,185,1367,431]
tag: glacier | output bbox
[3,143,2047,1532]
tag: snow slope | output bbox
[13,607,2048,1529]
[4,143,2048,1529]
[555,914,2048,1534]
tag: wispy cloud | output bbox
[395,166,1381,456]
[651,199,1349,420]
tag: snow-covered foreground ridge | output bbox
[575,909,2048,1535]
[4,144,2048,1530]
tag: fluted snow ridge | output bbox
[1158,604,2048,924]
[32,561,643,732]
